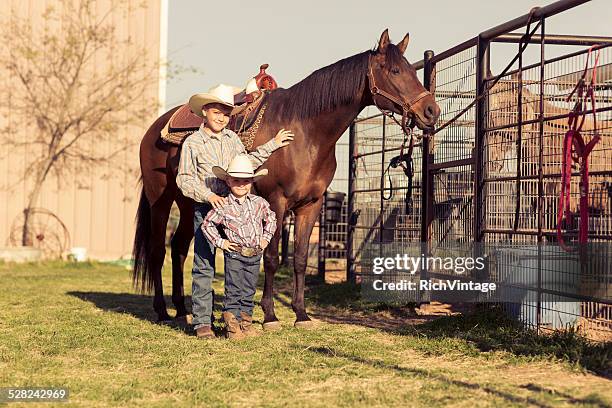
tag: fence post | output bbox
[472,36,490,296]
[536,17,546,334]
[421,51,435,246]
[346,122,356,283]
[318,191,327,281]
[474,36,489,244]
[421,49,435,304]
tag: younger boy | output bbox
[202,154,277,339]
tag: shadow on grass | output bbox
[298,345,610,408]
[275,275,443,330]
[67,291,223,323]
[287,277,612,378]
[408,306,612,378]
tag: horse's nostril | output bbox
[424,103,440,121]
[425,105,435,118]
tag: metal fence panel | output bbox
[345,5,612,340]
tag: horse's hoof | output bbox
[175,314,193,325]
[174,314,193,328]
[294,320,317,329]
[262,321,282,331]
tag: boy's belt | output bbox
[234,245,263,257]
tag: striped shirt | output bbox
[176,124,280,203]
[202,193,277,249]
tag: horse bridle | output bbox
[367,54,431,208]
[367,54,432,135]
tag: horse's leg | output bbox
[292,197,324,327]
[261,196,287,330]
[150,198,173,322]
[135,107,179,322]
[171,195,194,318]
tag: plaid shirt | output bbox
[176,125,280,203]
[202,193,277,249]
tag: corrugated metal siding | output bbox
[0,0,163,259]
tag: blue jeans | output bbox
[192,203,216,329]
[223,251,261,319]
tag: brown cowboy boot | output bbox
[222,312,245,340]
[239,311,259,337]
[195,325,215,339]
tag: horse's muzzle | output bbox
[423,100,441,124]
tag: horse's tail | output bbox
[132,185,154,293]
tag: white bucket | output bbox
[70,247,88,262]
[496,245,580,329]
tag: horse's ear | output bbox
[397,33,410,54]
[377,29,390,53]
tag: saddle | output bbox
[161,64,278,147]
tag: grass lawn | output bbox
[0,259,610,407]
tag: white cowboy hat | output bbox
[212,154,268,181]
[189,84,240,117]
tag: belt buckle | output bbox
[240,247,257,257]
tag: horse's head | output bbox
[368,29,440,130]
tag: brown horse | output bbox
[132,29,440,324]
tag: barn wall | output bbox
[0,0,165,260]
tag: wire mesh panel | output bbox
[482,41,612,340]
[433,46,477,165]
[322,200,348,260]
[485,44,612,240]
[351,116,386,278]
[350,114,424,282]
[430,46,477,262]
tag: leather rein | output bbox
[367,54,431,204]
[557,46,600,250]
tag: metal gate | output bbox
[347,0,612,339]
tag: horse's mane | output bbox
[268,45,406,121]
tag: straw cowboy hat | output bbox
[212,154,268,181]
[189,84,241,117]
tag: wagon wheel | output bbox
[8,208,71,259]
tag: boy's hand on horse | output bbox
[208,193,226,209]
[274,129,294,147]
[222,240,240,252]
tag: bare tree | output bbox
[0,0,159,246]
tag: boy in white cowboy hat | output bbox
[202,154,277,340]
[176,84,293,339]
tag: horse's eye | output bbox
[391,67,400,75]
